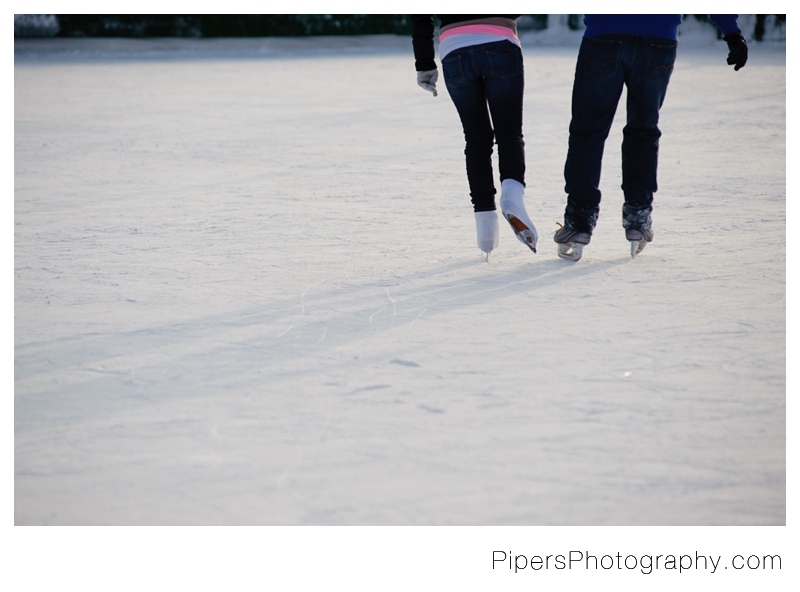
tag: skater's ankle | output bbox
[500,179,525,201]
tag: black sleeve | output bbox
[411,15,437,71]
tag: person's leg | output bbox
[563,35,627,234]
[479,41,537,251]
[442,46,497,212]
[482,41,525,187]
[621,37,677,232]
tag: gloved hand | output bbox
[417,69,439,97]
[723,31,748,71]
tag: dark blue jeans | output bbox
[442,40,525,212]
[563,34,677,233]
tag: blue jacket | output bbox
[583,14,741,41]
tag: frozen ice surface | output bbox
[14,34,785,526]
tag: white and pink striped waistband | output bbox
[439,23,519,42]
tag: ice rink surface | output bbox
[14,31,786,526]
[13,22,787,557]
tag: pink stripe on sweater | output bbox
[439,24,518,41]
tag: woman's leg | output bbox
[442,47,497,212]
[482,41,525,187]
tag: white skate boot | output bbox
[499,179,538,253]
[475,210,500,260]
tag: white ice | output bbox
[14,28,785,533]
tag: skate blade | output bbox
[630,240,647,258]
[478,241,495,262]
[557,242,583,261]
[504,214,537,253]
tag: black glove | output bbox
[723,31,748,71]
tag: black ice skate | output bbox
[626,228,654,258]
[554,226,591,261]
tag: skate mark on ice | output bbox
[418,405,444,414]
[351,384,391,395]
[292,279,329,322]
[406,294,428,331]
[273,325,293,340]
[292,328,328,347]
[390,359,420,367]
[273,280,332,343]
[369,287,398,331]
[369,287,427,332]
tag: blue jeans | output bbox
[442,41,525,212]
[563,34,677,233]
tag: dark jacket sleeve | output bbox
[709,14,741,36]
[411,15,437,71]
